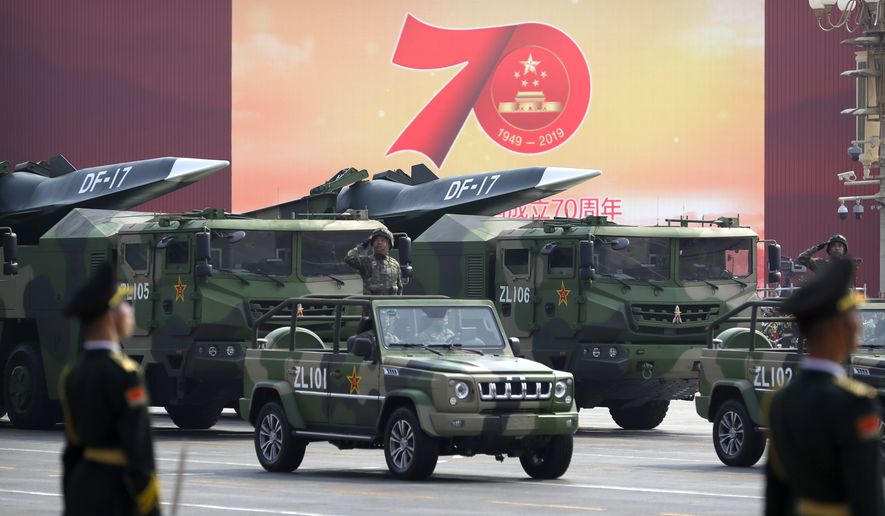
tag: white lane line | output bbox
[526,482,762,500]
[0,447,255,468]
[0,489,343,515]
[572,452,718,464]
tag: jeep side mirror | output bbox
[195,230,212,277]
[352,336,374,360]
[2,229,18,276]
[508,337,522,357]
[396,235,413,279]
[579,239,595,281]
[767,243,781,284]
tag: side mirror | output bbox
[611,237,630,251]
[579,239,595,281]
[2,230,18,276]
[195,231,212,277]
[508,336,522,357]
[766,243,781,285]
[352,336,374,360]
[396,235,413,279]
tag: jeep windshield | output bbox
[212,230,293,276]
[860,306,885,348]
[377,306,505,350]
[678,237,753,282]
[595,237,670,281]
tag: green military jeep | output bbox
[240,296,579,480]
[695,299,885,467]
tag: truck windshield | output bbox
[377,306,505,350]
[678,238,753,281]
[595,237,670,281]
[860,307,885,348]
[212,231,293,276]
[301,231,366,276]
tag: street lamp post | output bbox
[809,0,885,296]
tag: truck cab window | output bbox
[124,243,148,273]
[503,248,529,276]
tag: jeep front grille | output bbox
[478,378,552,401]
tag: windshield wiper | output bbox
[728,276,749,288]
[396,343,443,356]
[642,279,664,294]
[324,274,345,288]
[429,343,485,355]
[598,273,631,291]
[250,270,285,288]
[216,268,250,286]
[700,279,719,292]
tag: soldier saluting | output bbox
[345,227,402,295]
[765,258,883,516]
[796,234,848,272]
[59,262,161,515]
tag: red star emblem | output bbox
[556,281,571,306]
[346,366,362,394]
[174,276,187,301]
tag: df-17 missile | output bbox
[251,164,601,237]
[0,155,229,241]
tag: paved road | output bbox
[0,401,764,515]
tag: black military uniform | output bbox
[60,263,160,515]
[765,258,883,516]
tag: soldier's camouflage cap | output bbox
[63,262,133,325]
[782,257,861,326]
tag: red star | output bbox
[174,276,187,301]
[346,366,362,394]
[556,281,571,306]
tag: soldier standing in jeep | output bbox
[796,234,848,272]
[765,258,883,516]
[345,228,402,295]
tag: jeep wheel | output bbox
[165,402,223,430]
[3,344,57,429]
[519,435,574,479]
[384,407,438,480]
[609,400,669,430]
[713,400,765,467]
[254,402,307,472]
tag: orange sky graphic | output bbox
[233,1,764,232]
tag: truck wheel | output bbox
[713,400,765,467]
[519,434,574,479]
[609,400,670,430]
[3,344,57,429]
[165,402,223,430]
[383,407,438,480]
[254,402,306,472]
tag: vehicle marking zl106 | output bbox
[499,285,531,303]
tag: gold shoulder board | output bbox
[109,352,140,373]
[834,376,876,399]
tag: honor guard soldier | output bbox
[345,227,403,295]
[797,234,848,272]
[59,262,161,516]
[765,258,883,516]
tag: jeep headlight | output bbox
[454,381,470,400]
[554,381,568,399]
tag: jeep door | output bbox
[326,349,381,433]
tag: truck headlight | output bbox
[554,381,567,399]
[454,381,470,400]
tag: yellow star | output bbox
[520,53,541,75]
[556,281,571,306]
[174,276,187,301]
[346,366,362,394]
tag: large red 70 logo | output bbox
[387,15,591,168]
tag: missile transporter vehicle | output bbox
[407,214,781,429]
[241,296,578,480]
[0,155,411,429]
[695,299,885,467]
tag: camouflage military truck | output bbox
[695,299,885,467]
[0,206,411,429]
[241,296,578,480]
[406,214,780,430]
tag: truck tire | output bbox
[519,434,574,479]
[165,402,223,430]
[383,407,439,480]
[712,399,765,467]
[254,402,306,472]
[609,400,670,430]
[3,344,57,429]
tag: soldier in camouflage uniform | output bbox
[765,258,883,516]
[59,263,161,516]
[345,227,402,295]
[417,308,455,343]
[796,234,848,272]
